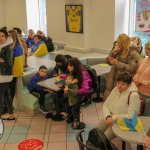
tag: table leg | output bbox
[122,141,126,150]
[52,92,65,121]
[137,145,143,150]
[92,76,103,103]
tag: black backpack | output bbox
[86,128,118,150]
[84,65,99,92]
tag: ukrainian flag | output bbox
[13,44,24,77]
[117,111,143,132]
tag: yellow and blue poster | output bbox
[65,5,83,33]
[136,0,150,32]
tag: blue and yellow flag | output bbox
[117,111,143,132]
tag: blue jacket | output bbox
[27,73,48,92]
[26,37,35,48]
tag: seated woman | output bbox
[29,35,48,56]
[36,30,54,52]
[95,72,140,140]
[65,58,92,123]
[52,54,72,77]
[133,41,150,116]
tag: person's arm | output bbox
[143,135,150,149]
[116,51,140,74]
[78,71,92,95]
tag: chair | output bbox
[76,130,100,150]
[76,130,119,150]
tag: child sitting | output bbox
[27,65,53,114]
[58,74,79,129]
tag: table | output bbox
[37,77,64,121]
[112,116,150,150]
[91,64,111,102]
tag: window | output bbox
[129,0,150,49]
[26,0,47,35]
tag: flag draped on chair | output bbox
[117,111,143,132]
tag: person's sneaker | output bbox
[39,105,48,114]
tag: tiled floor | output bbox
[0,102,133,150]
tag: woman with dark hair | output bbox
[29,34,48,56]
[0,29,15,120]
[67,57,92,96]
[52,54,72,77]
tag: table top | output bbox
[112,116,150,145]
[37,77,61,92]
[91,64,111,76]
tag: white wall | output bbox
[0,0,6,28]
[91,0,115,51]
[4,0,27,32]
[0,0,130,52]
[115,0,130,40]
[46,0,66,44]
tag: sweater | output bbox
[27,73,48,92]
[103,82,140,121]
[133,57,150,96]
[78,70,92,95]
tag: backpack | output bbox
[84,65,99,92]
[127,91,145,116]
[86,128,117,150]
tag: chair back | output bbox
[76,130,100,150]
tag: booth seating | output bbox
[15,66,55,116]
[14,53,108,116]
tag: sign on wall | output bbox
[65,5,83,33]
[135,0,150,32]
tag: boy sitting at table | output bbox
[58,74,79,129]
[27,65,53,114]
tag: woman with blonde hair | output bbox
[8,30,24,101]
[103,33,140,100]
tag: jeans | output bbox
[65,101,80,121]
[30,88,48,106]
[0,82,14,118]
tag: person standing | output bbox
[104,33,140,100]
[0,29,15,120]
[8,30,24,101]
[133,41,150,116]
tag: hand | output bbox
[113,46,121,55]
[45,89,54,94]
[108,57,118,65]
[106,116,113,126]
[64,87,68,94]
[58,83,62,88]
[134,81,142,86]
[0,58,4,63]
[143,135,150,148]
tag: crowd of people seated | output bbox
[0,27,150,148]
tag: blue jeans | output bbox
[65,101,80,121]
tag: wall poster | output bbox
[65,5,83,33]
[135,0,150,32]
